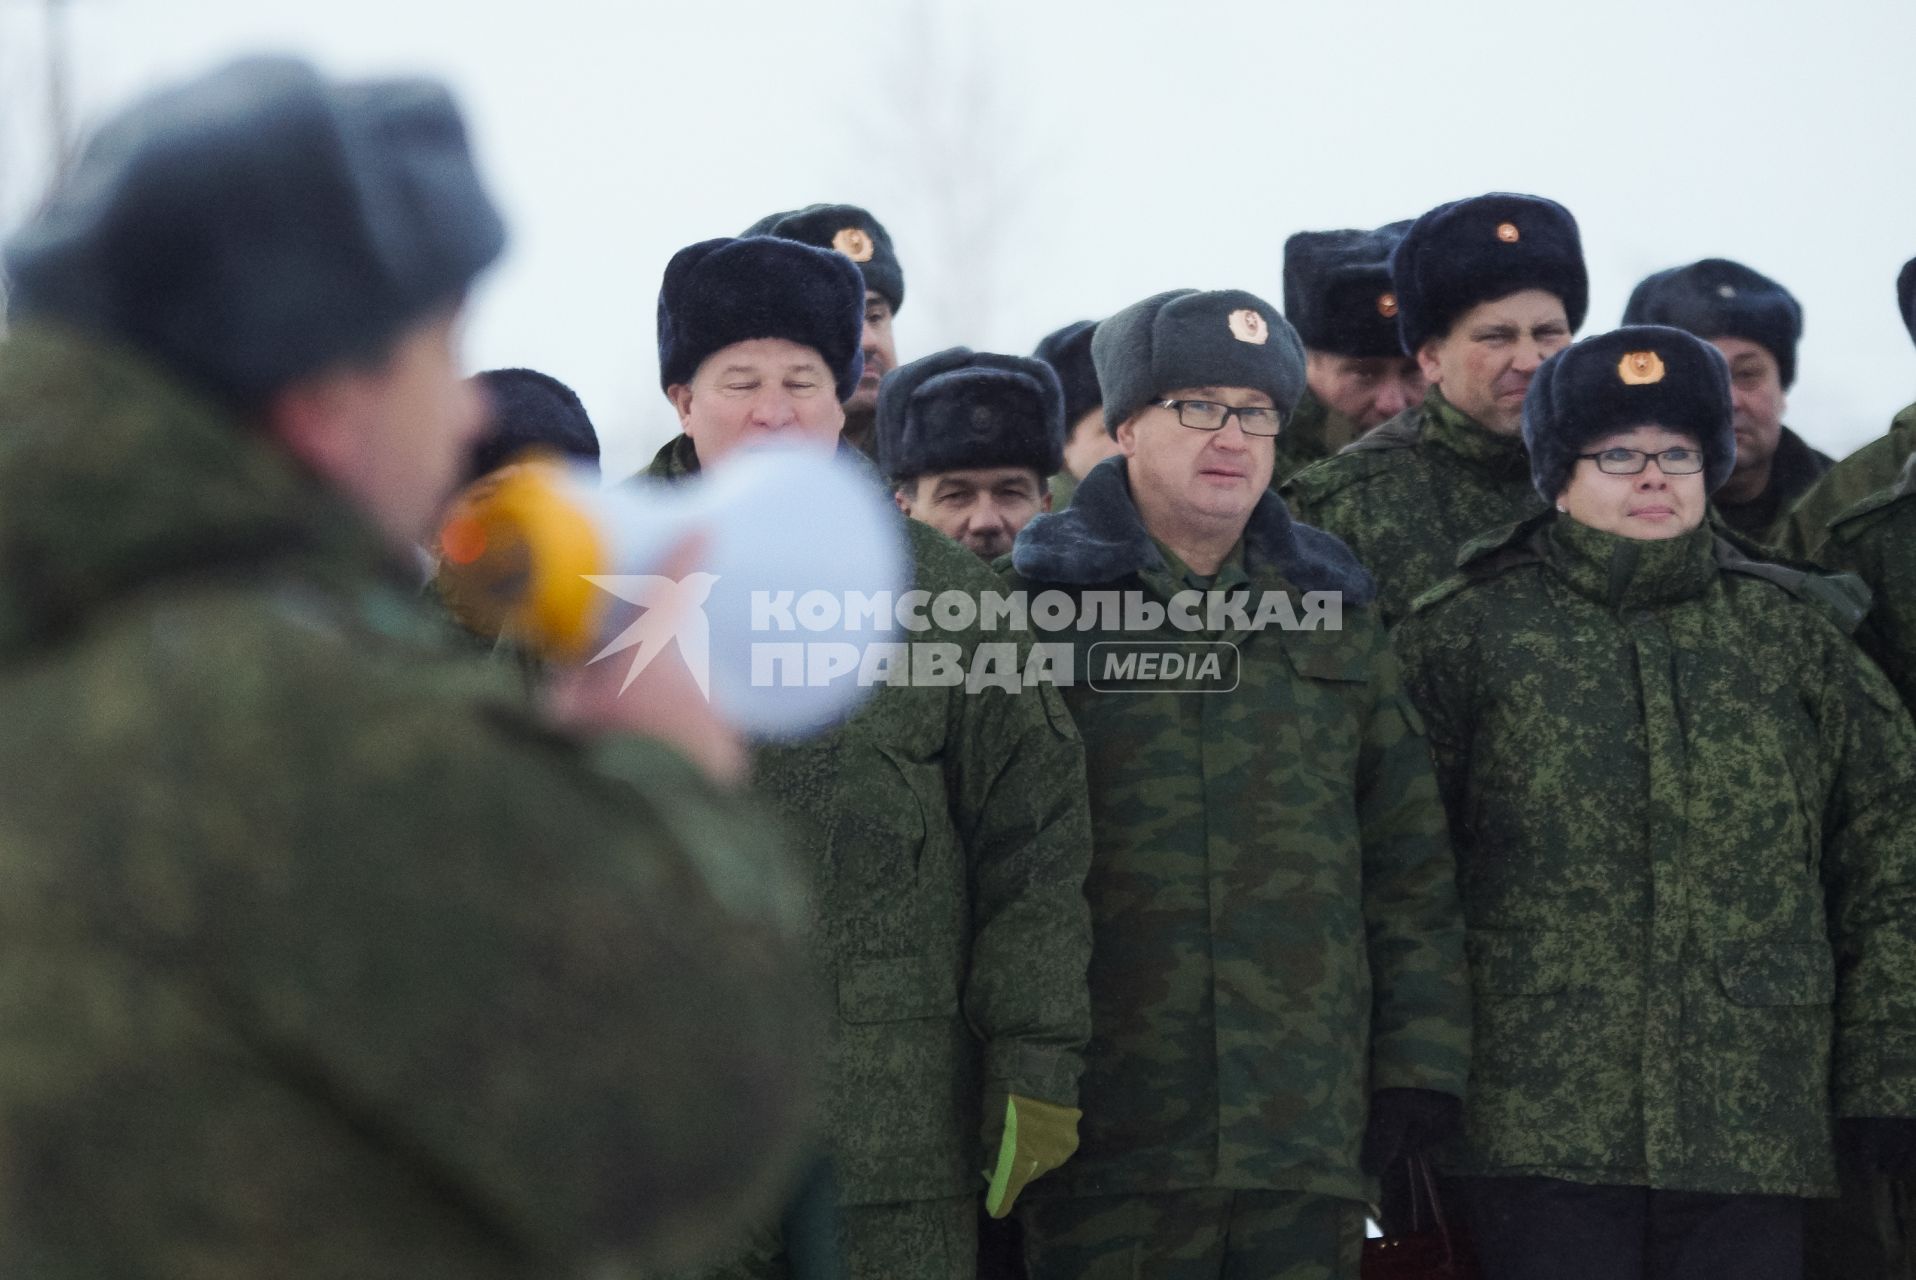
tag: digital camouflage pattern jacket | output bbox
[1778,403,1916,560]
[1270,387,1364,487]
[999,457,1469,1205]
[647,434,1094,1206]
[1806,449,1916,711]
[1396,512,1916,1197]
[0,325,821,1280]
[1283,389,1546,627]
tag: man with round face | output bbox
[0,55,819,1278]
[1283,192,1588,625]
[1622,257,1832,546]
[645,235,1095,1280]
[1032,319,1121,510]
[881,347,1064,560]
[1002,287,1468,1280]
[742,203,905,461]
[1277,221,1428,482]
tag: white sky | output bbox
[4,0,1914,480]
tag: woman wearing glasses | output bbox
[1393,325,1916,1280]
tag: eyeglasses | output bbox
[1157,399,1281,437]
[1575,446,1705,476]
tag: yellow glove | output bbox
[983,1094,1082,1218]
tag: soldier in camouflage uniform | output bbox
[1622,258,1832,546]
[1395,325,1916,1280]
[743,204,904,461]
[1003,287,1471,1280]
[647,235,1096,1279]
[1033,319,1118,511]
[1275,222,1427,484]
[1777,255,1916,559]
[881,347,1065,560]
[1284,193,1588,625]
[0,58,819,1278]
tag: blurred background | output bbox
[3,0,1911,480]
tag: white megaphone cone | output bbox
[435,445,907,739]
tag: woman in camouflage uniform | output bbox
[1394,326,1916,1280]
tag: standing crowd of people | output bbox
[1,52,1915,1280]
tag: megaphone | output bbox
[436,445,908,739]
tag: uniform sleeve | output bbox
[183,642,818,1276]
[1818,630,1916,1118]
[944,637,1095,1126]
[1359,617,1471,1097]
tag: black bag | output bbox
[1361,1158,1478,1279]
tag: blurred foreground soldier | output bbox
[1033,319,1119,508]
[1396,326,1916,1280]
[0,57,816,1278]
[1003,288,1470,1280]
[1285,193,1586,624]
[1780,255,1916,557]
[1622,257,1830,545]
[1278,222,1426,481]
[881,347,1065,559]
[745,203,903,459]
[648,235,1094,1279]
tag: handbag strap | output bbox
[1406,1156,1456,1267]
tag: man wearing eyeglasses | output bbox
[1002,288,1469,1280]
[1284,193,1587,625]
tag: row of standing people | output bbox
[4,52,1916,1280]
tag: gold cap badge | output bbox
[1618,351,1666,385]
[832,226,874,263]
[1496,222,1521,244]
[1377,292,1399,319]
[1227,308,1269,344]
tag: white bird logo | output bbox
[582,572,720,696]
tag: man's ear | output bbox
[1416,336,1446,387]
[1114,414,1142,458]
[666,383,698,432]
[893,486,913,516]
[262,367,367,479]
[1040,489,1053,513]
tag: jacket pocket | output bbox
[1715,940,1836,1007]
[837,953,958,1024]
[1466,928,1578,996]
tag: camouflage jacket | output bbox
[646,435,1094,1206]
[1396,513,1916,1197]
[999,457,1470,1203]
[1271,387,1364,487]
[1778,403,1916,559]
[1805,450,1916,711]
[1712,425,1834,549]
[1283,389,1547,626]
[0,326,821,1279]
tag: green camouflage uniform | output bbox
[1048,469,1079,511]
[1395,512,1916,1198]
[1778,403,1916,560]
[646,434,1095,1280]
[1712,425,1833,549]
[1000,460,1469,1279]
[1283,389,1546,626]
[1271,387,1364,487]
[1792,446,1916,1280]
[0,325,823,1279]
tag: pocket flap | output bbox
[1716,940,1835,1007]
[1281,635,1371,683]
[837,954,956,1024]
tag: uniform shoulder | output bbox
[906,516,1001,593]
[1713,537,1873,635]
[1282,431,1424,506]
